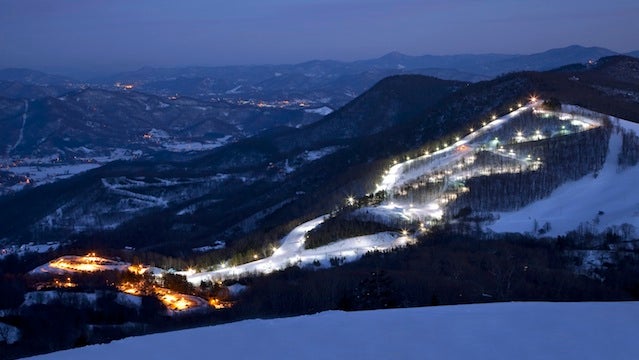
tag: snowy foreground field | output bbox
[28,302,639,360]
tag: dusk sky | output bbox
[1,0,638,76]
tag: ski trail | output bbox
[9,100,28,154]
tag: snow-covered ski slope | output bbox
[489,109,639,236]
[187,216,412,283]
[187,100,625,283]
[27,302,639,360]
[376,101,540,192]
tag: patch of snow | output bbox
[8,100,28,154]
[304,106,333,116]
[225,85,242,94]
[22,291,98,307]
[148,128,170,139]
[162,135,232,152]
[226,283,247,296]
[0,322,20,344]
[28,302,639,360]
[302,146,341,161]
[0,242,60,260]
[192,241,225,253]
[489,119,639,236]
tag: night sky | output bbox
[1,0,638,76]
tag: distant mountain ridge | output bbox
[0,45,637,109]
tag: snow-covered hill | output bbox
[489,110,639,237]
[27,302,639,360]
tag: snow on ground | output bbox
[226,283,247,296]
[187,213,412,283]
[0,322,21,345]
[187,101,610,282]
[0,242,60,259]
[21,291,142,308]
[302,146,341,161]
[304,106,333,116]
[489,117,639,237]
[377,101,539,193]
[8,100,28,154]
[27,302,639,360]
[8,163,101,184]
[225,85,242,94]
[192,241,225,253]
[162,135,232,152]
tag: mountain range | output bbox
[1,45,637,109]
[1,54,638,258]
